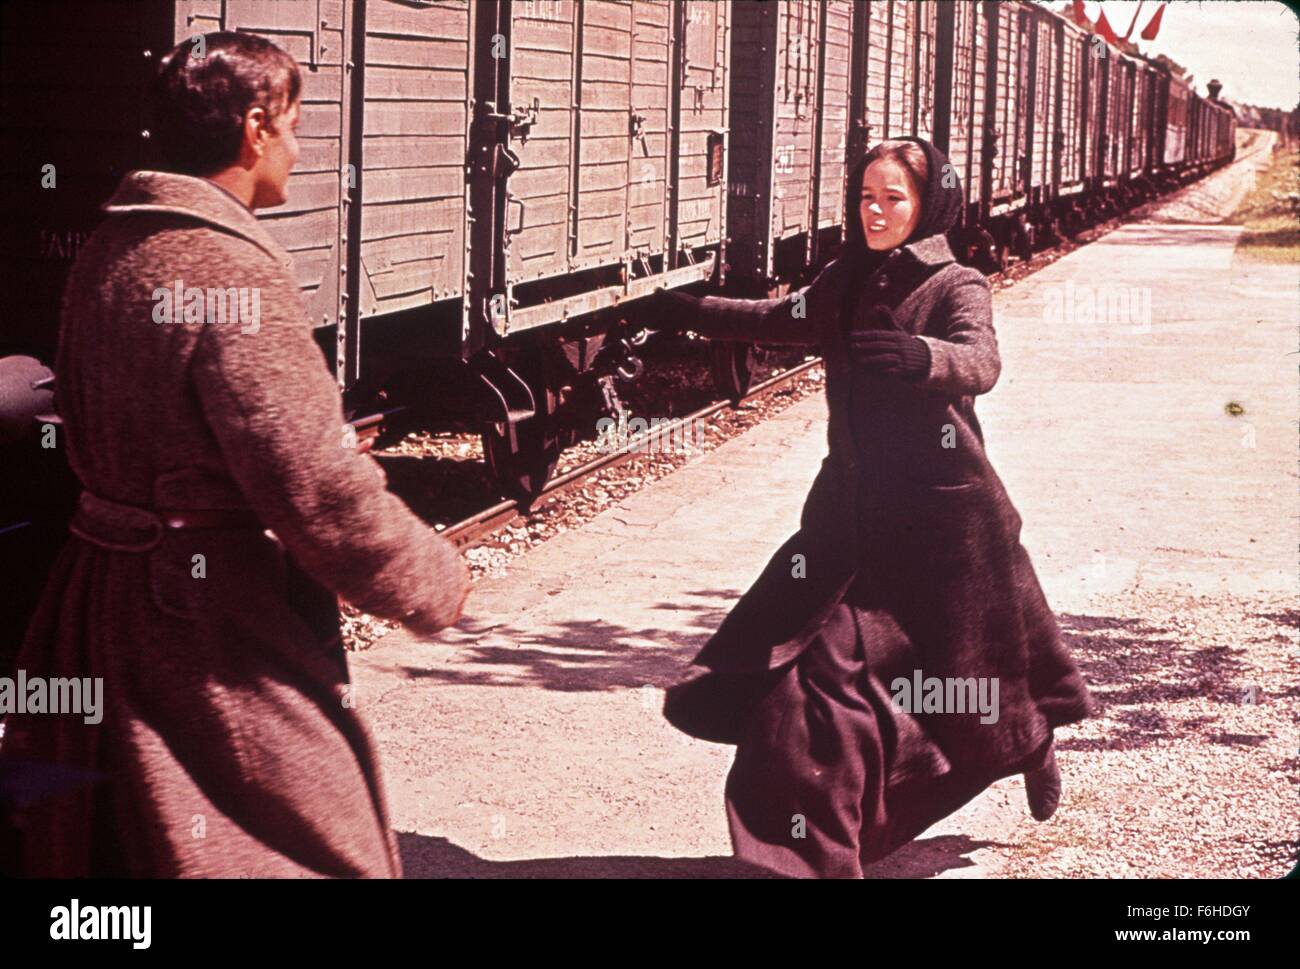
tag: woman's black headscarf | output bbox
[839,136,964,325]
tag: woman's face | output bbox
[859,157,921,251]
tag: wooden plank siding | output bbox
[727,0,829,283]
[506,0,582,282]
[677,0,728,253]
[1163,76,1187,165]
[1103,51,1129,180]
[885,0,908,138]
[859,1,937,146]
[770,0,819,241]
[172,1,347,324]
[724,0,775,280]
[358,0,471,316]
[1029,12,1055,192]
[573,3,634,270]
[1119,58,1135,177]
[506,0,675,284]
[1082,35,1104,181]
[988,1,1024,204]
[913,1,937,141]
[1058,22,1084,191]
[943,0,991,212]
[863,1,897,141]
[497,1,726,290]
[817,1,853,232]
[1133,67,1153,175]
[628,0,671,258]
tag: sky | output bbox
[1035,1,1300,109]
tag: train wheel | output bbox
[482,416,561,505]
[710,340,755,404]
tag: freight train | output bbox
[0,0,1237,658]
[1,0,1236,494]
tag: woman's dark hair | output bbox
[150,31,301,176]
[858,140,929,209]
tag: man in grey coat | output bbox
[1,33,468,877]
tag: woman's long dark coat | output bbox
[663,232,1091,788]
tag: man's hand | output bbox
[401,554,471,637]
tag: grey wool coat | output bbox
[663,233,1092,779]
[1,171,468,877]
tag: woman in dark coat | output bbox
[659,137,1092,878]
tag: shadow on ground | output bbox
[387,589,739,691]
[397,830,1003,879]
[384,597,1286,728]
[1054,607,1296,752]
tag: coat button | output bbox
[876,275,889,288]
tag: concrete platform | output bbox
[353,192,1299,877]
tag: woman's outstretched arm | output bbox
[653,260,842,348]
[915,270,1001,396]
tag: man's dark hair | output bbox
[150,31,301,176]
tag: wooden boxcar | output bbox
[1161,71,1191,166]
[725,0,851,291]
[0,0,735,497]
[1101,49,1131,187]
[849,0,939,158]
[474,0,730,336]
[933,0,992,227]
[1025,4,1058,211]
[1,0,1246,502]
[985,0,1030,218]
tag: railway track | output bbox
[443,356,824,551]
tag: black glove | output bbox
[847,329,931,379]
[648,287,701,331]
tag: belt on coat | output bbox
[69,491,262,553]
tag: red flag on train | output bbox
[1141,3,1167,41]
[1071,0,1090,27]
[1094,8,1120,45]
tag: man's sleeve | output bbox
[189,263,468,636]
